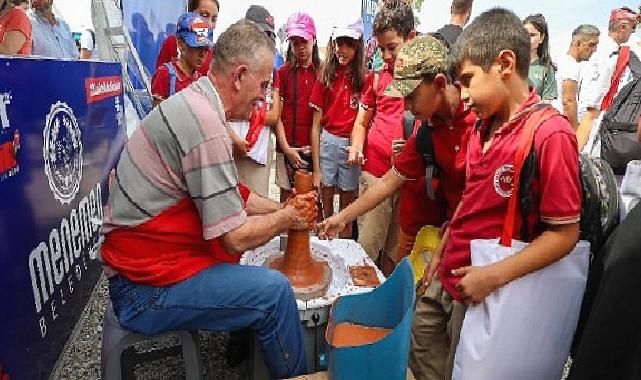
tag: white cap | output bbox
[332,17,364,40]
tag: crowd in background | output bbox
[0,0,99,59]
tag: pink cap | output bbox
[332,17,364,40]
[286,12,316,41]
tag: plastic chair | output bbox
[326,258,416,380]
[101,300,203,380]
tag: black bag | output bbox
[413,120,439,200]
[519,106,620,356]
[600,52,641,175]
[519,106,620,253]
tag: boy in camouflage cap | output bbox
[320,34,478,380]
[384,35,449,99]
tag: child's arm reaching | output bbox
[452,222,579,304]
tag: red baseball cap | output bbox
[610,7,638,23]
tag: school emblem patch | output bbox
[43,101,83,205]
[493,164,514,198]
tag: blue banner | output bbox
[123,0,187,84]
[0,57,125,380]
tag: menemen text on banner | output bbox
[0,57,125,380]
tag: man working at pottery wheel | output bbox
[100,20,316,380]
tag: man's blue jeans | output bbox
[108,264,308,379]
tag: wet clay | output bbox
[349,265,380,287]
[329,322,392,347]
[270,171,331,289]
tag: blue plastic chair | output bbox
[326,258,416,380]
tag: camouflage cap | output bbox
[384,35,449,98]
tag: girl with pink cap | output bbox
[309,17,366,237]
[273,12,321,202]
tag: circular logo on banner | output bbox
[493,164,515,198]
[43,102,83,205]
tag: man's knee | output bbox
[260,269,295,300]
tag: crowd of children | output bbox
[146,0,641,378]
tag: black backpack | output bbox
[403,115,439,200]
[520,105,620,254]
[600,49,641,175]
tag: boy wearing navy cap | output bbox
[151,12,213,108]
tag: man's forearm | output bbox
[245,192,283,215]
[222,208,294,254]
[563,100,579,130]
[576,109,598,151]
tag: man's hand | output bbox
[392,139,406,157]
[317,214,347,240]
[284,191,318,230]
[347,146,364,166]
[452,265,502,305]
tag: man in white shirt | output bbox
[554,25,600,129]
[577,7,637,152]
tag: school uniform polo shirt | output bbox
[151,59,203,101]
[360,64,406,178]
[309,67,361,138]
[440,92,582,302]
[274,63,317,152]
[393,101,476,219]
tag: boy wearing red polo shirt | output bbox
[347,4,415,271]
[151,13,213,108]
[418,8,581,379]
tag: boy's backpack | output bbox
[519,105,619,255]
[599,46,641,175]
[518,105,620,355]
[163,62,177,97]
[406,116,438,200]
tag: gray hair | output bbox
[572,24,600,43]
[211,20,275,74]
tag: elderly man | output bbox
[553,25,600,129]
[28,0,78,59]
[100,21,313,379]
[577,7,637,151]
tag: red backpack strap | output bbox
[601,45,631,111]
[500,105,560,247]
